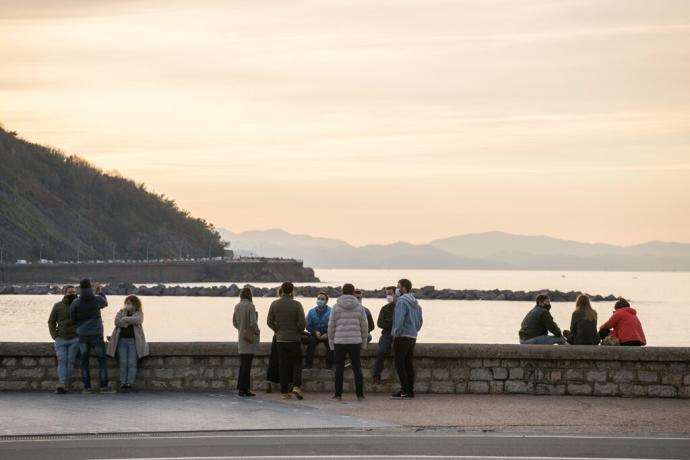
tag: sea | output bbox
[1,269,688,346]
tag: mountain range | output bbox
[218,228,690,271]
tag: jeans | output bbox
[334,344,364,397]
[117,337,138,385]
[54,337,80,386]
[520,335,566,345]
[373,332,393,378]
[304,334,333,369]
[79,334,108,389]
[277,341,302,394]
[237,353,254,392]
[393,336,416,395]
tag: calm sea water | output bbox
[1,269,688,345]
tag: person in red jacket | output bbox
[598,298,647,346]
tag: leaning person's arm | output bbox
[48,305,58,339]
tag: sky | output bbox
[1,0,690,246]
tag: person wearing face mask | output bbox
[391,279,423,399]
[106,295,149,392]
[304,292,333,370]
[48,285,79,394]
[518,294,566,345]
[372,286,396,385]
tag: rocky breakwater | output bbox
[0,283,618,301]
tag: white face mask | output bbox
[395,288,402,297]
[125,303,134,311]
[386,295,395,303]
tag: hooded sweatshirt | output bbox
[599,307,646,345]
[391,293,423,339]
[328,295,368,349]
[69,288,108,336]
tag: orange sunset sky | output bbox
[1,0,689,246]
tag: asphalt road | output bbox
[0,429,689,460]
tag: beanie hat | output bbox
[80,278,91,289]
[614,297,630,309]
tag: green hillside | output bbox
[0,125,224,263]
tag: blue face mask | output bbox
[395,288,402,297]
[316,299,327,308]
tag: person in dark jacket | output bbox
[48,284,79,394]
[563,295,600,345]
[518,294,566,345]
[372,286,396,385]
[354,289,375,342]
[267,282,306,400]
[70,278,113,393]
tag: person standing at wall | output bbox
[70,278,113,393]
[48,284,79,394]
[328,283,369,401]
[372,286,396,385]
[391,278,423,400]
[106,295,149,392]
[267,282,306,400]
[233,286,261,396]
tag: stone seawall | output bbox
[1,343,688,398]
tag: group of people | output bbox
[234,279,423,401]
[47,278,149,394]
[518,294,647,346]
[46,277,645,397]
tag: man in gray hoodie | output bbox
[391,278,423,399]
[328,283,369,401]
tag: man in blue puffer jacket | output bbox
[70,278,112,393]
[391,278,423,399]
[304,292,333,369]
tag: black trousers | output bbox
[304,334,334,368]
[393,337,416,395]
[277,341,302,394]
[334,343,364,397]
[237,353,254,392]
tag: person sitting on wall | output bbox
[303,292,333,370]
[598,297,646,346]
[518,294,566,345]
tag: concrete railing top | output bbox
[1,342,689,362]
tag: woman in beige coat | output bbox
[233,286,260,396]
[106,295,149,392]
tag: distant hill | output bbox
[0,125,224,262]
[219,228,690,271]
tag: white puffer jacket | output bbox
[328,295,369,349]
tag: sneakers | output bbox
[331,394,342,401]
[99,386,116,394]
[239,391,256,397]
[55,385,67,395]
[292,386,304,400]
[119,384,132,393]
[81,387,93,394]
[344,360,352,368]
[391,391,413,399]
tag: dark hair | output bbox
[342,283,355,295]
[614,297,630,309]
[536,294,550,305]
[62,284,75,294]
[385,286,395,293]
[354,289,362,296]
[240,286,253,301]
[124,295,143,312]
[80,278,91,289]
[398,278,412,292]
[281,282,294,295]
[317,291,329,301]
